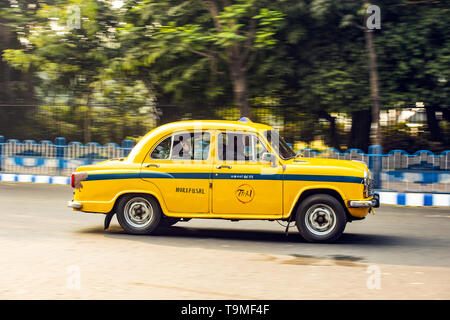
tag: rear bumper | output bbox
[348,193,380,208]
[67,200,82,209]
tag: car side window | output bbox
[150,136,172,160]
[171,132,211,160]
[218,132,268,162]
[151,132,211,161]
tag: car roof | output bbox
[127,120,275,162]
[155,120,274,132]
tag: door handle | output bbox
[144,164,160,168]
[216,165,232,169]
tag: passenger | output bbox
[174,135,191,159]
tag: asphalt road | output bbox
[1,182,449,299]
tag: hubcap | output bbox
[124,197,154,229]
[305,204,336,236]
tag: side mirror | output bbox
[262,152,277,167]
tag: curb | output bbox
[1,173,449,207]
[0,173,70,185]
[377,191,449,207]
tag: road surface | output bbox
[0,182,449,299]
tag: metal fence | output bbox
[0,135,449,193]
[302,146,450,193]
[0,136,134,177]
[0,104,317,144]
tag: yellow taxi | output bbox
[68,118,379,243]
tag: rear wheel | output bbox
[295,194,347,243]
[116,195,161,234]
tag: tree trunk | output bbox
[156,92,182,126]
[203,1,251,118]
[441,107,450,122]
[84,95,92,143]
[0,19,11,102]
[349,109,372,152]
[328,116,338,150]
[25,70,34,103]
[318,111,340,150]
[228,61,250,118]
[425,105,441,142]
[364,8,382,147]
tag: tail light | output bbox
[71,172,88,189]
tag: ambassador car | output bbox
[68,119,379,243]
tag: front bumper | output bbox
[67,200,82,209]
[348,193,380,208]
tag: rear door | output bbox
[141,130,212,213]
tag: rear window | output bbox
[150,132,211,161]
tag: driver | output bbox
[234,134,251,161]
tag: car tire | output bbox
[295,194,347,243]
[159,217,180,227]
[116,194,161,234]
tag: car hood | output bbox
[283,157,369,178]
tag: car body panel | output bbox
[71,120,375,220]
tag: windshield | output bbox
[265,130,297,160]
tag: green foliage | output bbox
[378,2,450,108]
[156,1,284,51]
[382,123,445,154]
[1,0,157,142]
[0,0,449,150]
[31,104,157,144]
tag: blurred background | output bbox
[2,2,450,301]
[0,0,449,192]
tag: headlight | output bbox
[363,171,374,198]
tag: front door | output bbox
[141,131,212,213]
[212,131,283,215]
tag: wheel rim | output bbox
[124,197,154,229]
[304,204,337,236]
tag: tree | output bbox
[308,0,384,149]
[377,0,450,147]
[2,0,156,143]
[256,0,371,150]
[2,0,447,151]
[116,0,284,117]
[364,1,382,146]
[0,0,43,139]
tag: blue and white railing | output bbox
[299,145,450,194]
[0,136,449,198]
[0,136,134,177]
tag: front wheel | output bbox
[116,195,161,234]
[295,194,347,243]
